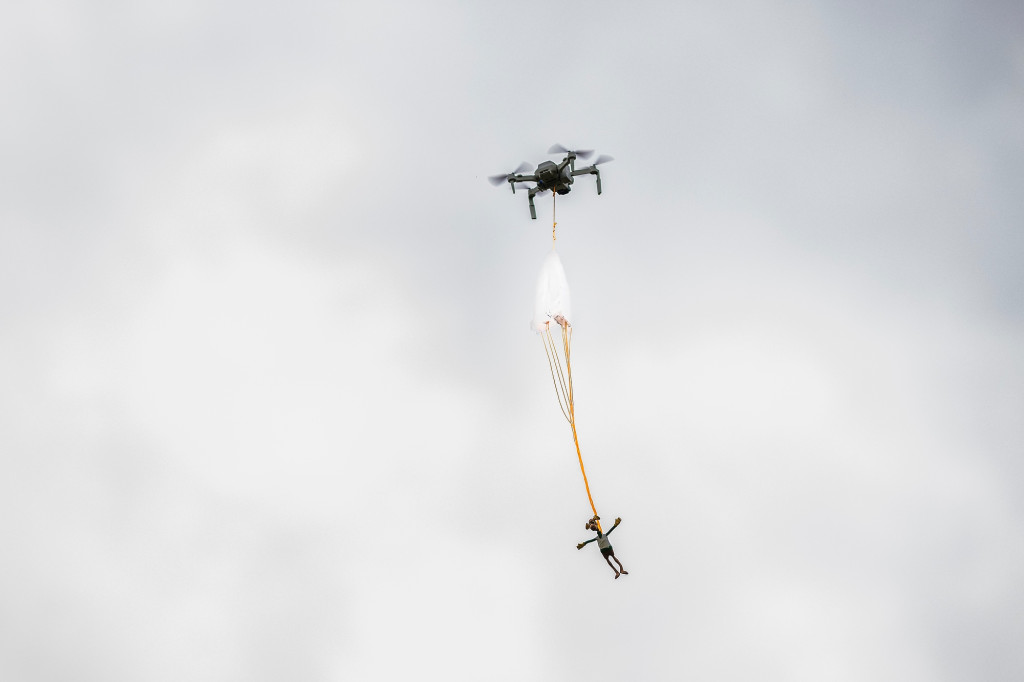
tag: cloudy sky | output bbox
[2,1,1022,680]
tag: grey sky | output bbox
[1,1,1022,680]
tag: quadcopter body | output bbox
[489,144,614,219]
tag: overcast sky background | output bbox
[2,1,1023,680]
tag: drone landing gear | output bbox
[569,155,612,196]
[528,188,539,220]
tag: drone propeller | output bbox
[548,144,594,160]
[593,154,614,165]
[488,161,533,186]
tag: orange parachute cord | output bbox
[542,320,602,533]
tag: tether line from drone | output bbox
[552,186,557,244]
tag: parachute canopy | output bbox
[532,250,572,332]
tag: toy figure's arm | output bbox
[605,517,622,536]
[576,537,598,550]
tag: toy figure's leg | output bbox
[604,554,621,578]
[612,554,628,575]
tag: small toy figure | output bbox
[577,515,629,578]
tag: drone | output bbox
[489,144,614,219]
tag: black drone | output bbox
[489,144,614,219]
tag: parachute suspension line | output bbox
[541,320,602,532]
[542,330,571,424]
[561,322,600,532]
[563,324,574,406]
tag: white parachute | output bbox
[532,250,572,332]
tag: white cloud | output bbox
[2,1,1022,680]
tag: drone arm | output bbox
[570,166,602,194]
[528,190,537,219]
[509,174,538,194]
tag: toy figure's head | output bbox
[585,516,601,532]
